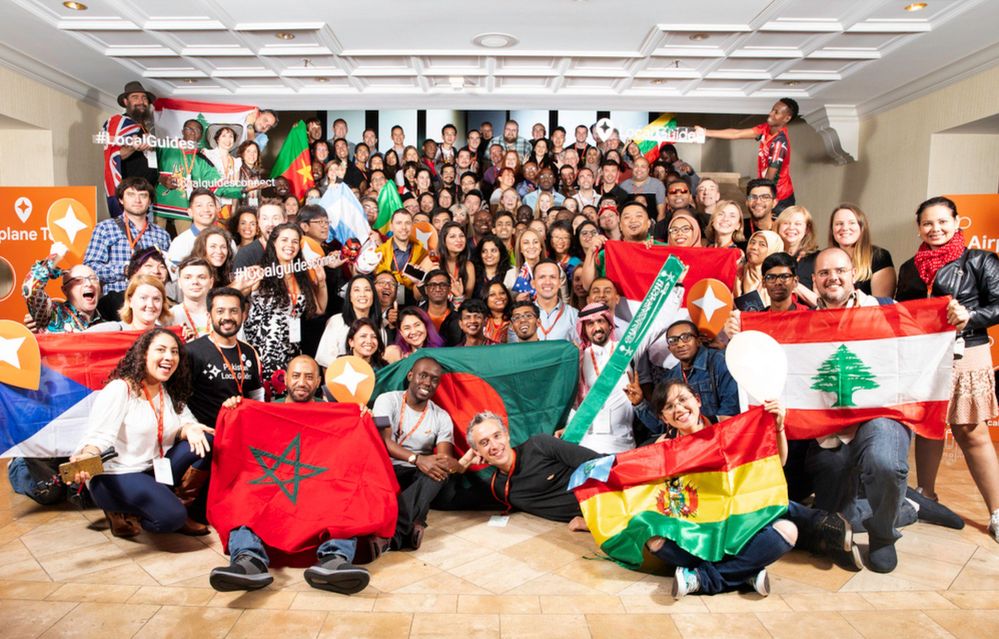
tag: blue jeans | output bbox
[805,418,911,543]
[652,522,793,594]
[227,526,357,566]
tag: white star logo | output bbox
[332,361,368,395]
[52,204,88,244]
[0,336,25,369]
[692,284,727,323]
[414,227,433,248]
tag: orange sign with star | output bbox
[0,187,96,322]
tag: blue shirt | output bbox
[659,346,740,420]
[83,215,171,293]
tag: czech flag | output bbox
[572,406,788,568]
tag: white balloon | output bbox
[725,330,787,403]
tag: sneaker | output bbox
[671,566,700,600]
[304,556,370,595]
[746,569,770,597]
[816,512,852,553]
[828,543,864,572]
[209,553,273,592]
[867,538,898,573]
[989,509,999,544]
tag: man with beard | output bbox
[154,118,243,221]
[246,108,278,153]
[489,120,531,160]
[620,157,666,220]
[509,300,540,343]
[742,178,778,238]
[101,81,159,217]
[280,355,324,403]
[523,166,566,209]
[373,269,401,341]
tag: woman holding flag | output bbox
[896,196,999,542]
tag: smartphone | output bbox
[404,263,428,283]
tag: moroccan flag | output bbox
[207,400,399,566]
[372,343,578,458]
[153,97,256,147]
[633,113,677,162]
[572,406,788,568]
[271,120,315,200]
[741,297,954,440]
[603,241,740,306]
[375,182,403,234]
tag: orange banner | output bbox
[0,187,97,322]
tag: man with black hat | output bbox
[100,81,159,217]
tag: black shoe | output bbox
[410,523,426,551]
[867,538,898,574]
[906,487,965,530]
[828,543,863,572]
[304,556,370,594]
[209,553,273,592]
[816,512,852,553]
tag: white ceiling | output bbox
[2,0,998,116]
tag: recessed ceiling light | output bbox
[688,33,709,41]
[904,2,927,11]
[651,79,666,85]
[315,77,329,83]
[182,79,196,84]
[62,1,88,9]
[275,32,296,40]
[784,80,799,86]
[472,32,519,49]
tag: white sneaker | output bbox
[989,509,999,544]
[671,566,700,600]
[747,569,770,597]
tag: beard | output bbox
[126,104,155,132]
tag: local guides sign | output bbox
[0,187,96,322]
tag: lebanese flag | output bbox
[603,241,740,306]
[271,120,315,200]
[207,400,399,566]
[153,98,256,146]
[741,298,954,441]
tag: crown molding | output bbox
[0,42,117,111]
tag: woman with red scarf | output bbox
[896,196,999,542]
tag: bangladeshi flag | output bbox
[572,406,788,568]
[372,342,578,459]
[741,297,953,441]
[603,241,739,306]
[271,120,315,200]
[207,400,399,566]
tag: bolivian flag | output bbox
[572,406,788,568]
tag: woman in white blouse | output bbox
[69,328,214,537]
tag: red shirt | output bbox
[752,123,794,202]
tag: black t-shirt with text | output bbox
[186,336,263,427]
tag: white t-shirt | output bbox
[373,390,454,466]
[170,304,210,338]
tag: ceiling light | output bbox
[784,80,799,86]
[62,1,88,9]
[275,32,296,40]
[651,79,666,85]
[315,77,329,83]
[688,33,709,41]
[904,2,927,11]
[472,32,519,49]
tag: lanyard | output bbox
[210,337,245,395]
[182,306,206,336]
[123,218,148,252]
[489,449,518,515]
[588,347,602,378]
[538,303,566,337]
[391,242,410,274]
[396,393,429,446]
[286,276,300,318]
[141,383,166,458]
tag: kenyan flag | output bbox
[372,342,579,460]
[272,120,315,200]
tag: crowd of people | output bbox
[8,82,999,601]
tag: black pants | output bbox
[392,465,448,548]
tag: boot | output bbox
[174,467,209,506]
[177,517,210,536]
[105,511,141,538]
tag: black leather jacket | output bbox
[896,248,999,348]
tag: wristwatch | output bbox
[407,453,418,464]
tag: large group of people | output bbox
[8,82,999,601]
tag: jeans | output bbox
[227,526,357,566]
[805,418,911,543]
[393,464,448,548]
[652,522,793,594]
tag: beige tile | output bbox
[290,590,377,612]
[887,548,965,589]
[0,539,33,564]
[448,553,545,594]
[127,585,218,607]
[498,535,590,573]
[701,590,792,613]
[755,611,863,639]
[893,528,979,566]
[586,613,682,639]
[780,592,875,612]
[452,519,541,551]
[133,546,223,585]
[410,612,500,639]
[940,590,999,609]
[45,582,140,603]
[411,534,483,571]
[505,573,605,596]
[839,568,939,593]
[950,544,999,591]
[766,550,857,592]
[457,595,541,614]
[0,522,36,545]
[132,605,242,639]
[839,610,955,638]
[38,602,161,639]
[317,611,412,639]
[0,599,76,639]
[859,590,958,609]
[33,540,133,581]
[207,589,297,610]
[618,593,710,614]
[0,578,60,599]
[373,593,458,613]
[430,511,498,535]
[670,612,772,639]
[225,609,328,639]
[539,594,625,614]
[59,562,160,586]
[367,552,444,592]
[394,572,492,595]
[499,613,588,639]
[553,557,646,595]
[925,609,999,639]
[2,557,52,582]
[20,520,111,558]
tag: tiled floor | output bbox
[1,447,998,639]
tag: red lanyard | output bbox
[124,218,148,252]
[681,366,690,384]
[286,277,300,318]
[182,306,206,336]
[588,348,602,378]
[489,449,518,515]
[210,337,245,395]
[391,242,410,274]
[396,393,429,446]
[538,303,566,337]
[141,383,166,458]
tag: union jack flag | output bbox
[101,114,143,217]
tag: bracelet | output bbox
[776,426,785,433]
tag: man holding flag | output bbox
[101,81,160,217]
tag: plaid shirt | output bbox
[83,215,171,293]
[489,135,533,161]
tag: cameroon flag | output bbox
[572,406,788,568]
[372,342,578,458]
[271,120,315,200]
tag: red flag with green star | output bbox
[271,120,315,200]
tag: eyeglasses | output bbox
[747,194,774,202]
[668,225,693,236]
[666,332,697,345]
[307,218,329,226]
[511,312,537,322]
[668,188,690,196]
[663,394,698,412]
[425,282,450,289]
[763,273,796,283]
[66,275,99,285]
[579,230,598,238]
[815,267,852,280]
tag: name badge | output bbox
[153,457,174,485]
[288,315,302,343]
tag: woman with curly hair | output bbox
[69,328,214,537]
[384,307,444,363]
[190,226,235,288]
